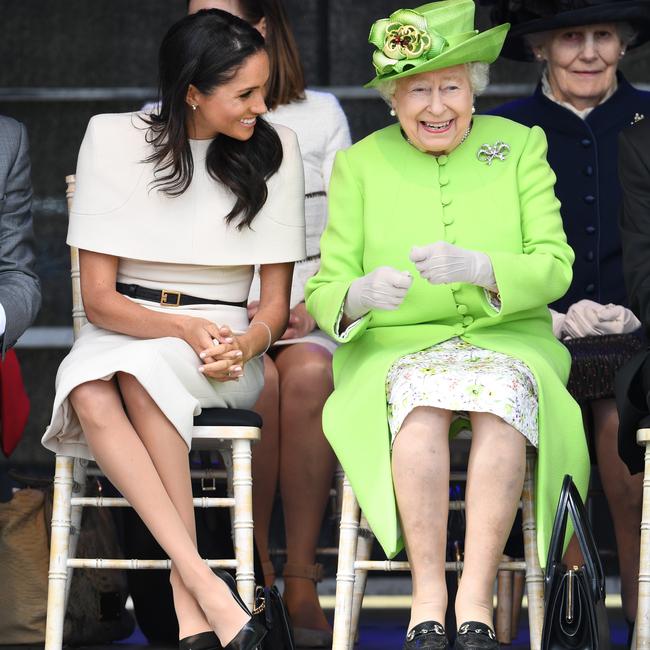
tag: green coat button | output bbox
[451,283,461,292]
[463,315,474,326]
[457,304,468,315]
[442,214,454,225]
[439,174,449,186]
[441,195,452,206]
[437,155,448,166]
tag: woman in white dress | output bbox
[186,2,351,645]
[42,10,305,650]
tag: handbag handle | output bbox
[545,475,605,597]
[566,477,605,598]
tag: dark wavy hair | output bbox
[144,9,283,229]
[187,0,306,110]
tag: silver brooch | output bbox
[631,112,645,125]
[477,141,510,165]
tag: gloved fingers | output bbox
[391,272,413,290]
[409,246,429,263]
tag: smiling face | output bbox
[186,49,269,140]
[391,65,474,155]
[534,23,624,110]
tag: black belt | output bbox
[116,283,247,308]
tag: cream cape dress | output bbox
[42,112,305,460]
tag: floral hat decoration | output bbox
[365,0,510,88]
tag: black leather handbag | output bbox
[253,585,295,650]
[541,475,610,650]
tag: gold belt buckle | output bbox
[160,289,181,306]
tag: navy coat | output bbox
[490,74,650,313]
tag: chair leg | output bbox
[333,475,361,650]
[496,556,513,644]
[231,438,256,611]
[522,447,544,650]
[45,455,75,650]
[349,514,373,648]
[636,432,650,649]
[64,458,88,604]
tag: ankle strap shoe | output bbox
[404,621,450,650]
[454,622,498,649]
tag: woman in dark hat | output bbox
[489,0,650,635]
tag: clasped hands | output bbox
[180,316,245,382]
[550,299,641,339]
[344,242,496,320]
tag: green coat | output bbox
[305,115,590,564]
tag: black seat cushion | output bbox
[193,407,262,428]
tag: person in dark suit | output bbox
[487,1,650,634]
[0,114,41,352]
[617,117,650,476]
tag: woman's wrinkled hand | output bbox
[281,302,316,340]
[198,325,246,382]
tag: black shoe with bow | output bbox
[454,622,498,649]
[403,620,450,650]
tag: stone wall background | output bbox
[0,0,649,465]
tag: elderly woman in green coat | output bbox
[305,1,590,648]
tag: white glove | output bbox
[344,266,413,320]
[563,299,642,338]
[549,309,566,339]
[409,241,497,290]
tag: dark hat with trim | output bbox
[484,0,650,60]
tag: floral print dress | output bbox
[386,338,539,446]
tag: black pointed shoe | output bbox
[454,622,498,649]
[223,618,267,650]
[179,631,223,650]
[214,570,267,650]
[403,621,450,650]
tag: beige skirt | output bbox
[42,303,264,461]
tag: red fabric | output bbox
[0,349,30,457]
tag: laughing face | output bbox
[391,65,474,155]
[534,23,624,111]
[185,50,269,141]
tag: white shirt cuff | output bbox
[0,302,5,337]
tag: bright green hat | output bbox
[365,0,510,88]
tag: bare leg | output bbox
[455,412,526,628]
[251,354,280,586]
[116,372,211,639]
[69,379,249,645]
[392,406,453,630]
[275,343,335,632]
[593,398,642,622]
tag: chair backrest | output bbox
[65,174,87,339]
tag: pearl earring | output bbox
[620,50,626,57]
[191,104,197,111]
[390,108,396,117]
[472,106,476,114]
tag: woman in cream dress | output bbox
[42,10,305,650]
